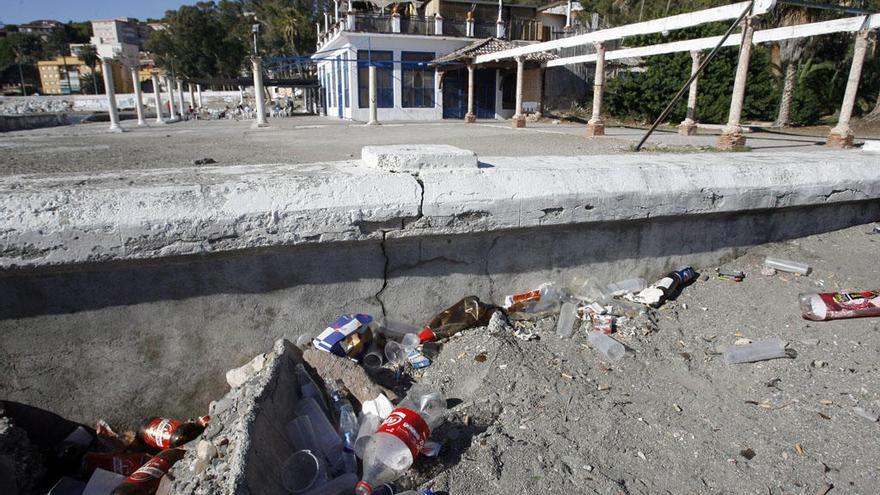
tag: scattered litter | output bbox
[794,443,806,457]
[597,383,611,392]
[869,223,880,234]
[733,338,753,346]
[819,399,833,406]
[764,257,811,276]
[504,282,566,315]
[589,314,615,335]
[603,278,647,298]
[512,326,538,341]
[852,407,879,422]
[740,448,755,460]
[474,352,488,363]
[760,266,777,276]
[812,360,827,368]
[636,451,647,461]
[419,296,497,342]
[191,157,217,165]
[723,338,787,364]
[313,314,375,360]
[717,269,745,282]
[556,301,578,339]
[799,290,880,321]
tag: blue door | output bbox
[442,68,496,119]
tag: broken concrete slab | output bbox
[360,144,478,172]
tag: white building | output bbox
[313,0,548,122]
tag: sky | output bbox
[0,0,197,25]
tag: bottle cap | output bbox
[418,326,435,342]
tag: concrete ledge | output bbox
[0,113,69,132]
[2,149,880,270]
[361,144,478,172]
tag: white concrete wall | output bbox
[0,91,244,113]
[315,32,472,121]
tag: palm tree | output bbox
[79,45,100,95]
[279,7,307,77]
[773,8,809,127]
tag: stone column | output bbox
[189,84,196,111]
[465,64,476,123]
[151,74,165,124]
[101,58,123,133]
[131,66,146,126]
[679,50,701,136]
[166,76,178,121]
[534,68,544,120]
[239,85,245,105]
[176,79,186,116]
[196,84,203,109]
[368,65,379,125]
[392,12,401,33]
[718,17,755,150]
[466,12,475,37]
[434,14,443,35]
[586,41,606,137]
[512,57,526,128]
[252,57,269,127]
[496,19,506,38]
[827,30,872,148]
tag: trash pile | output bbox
[5,249,880,495]
[0,98,74,115]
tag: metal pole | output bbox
[635,1,753,151]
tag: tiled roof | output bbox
[432,37,558,64]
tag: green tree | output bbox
[46,27,74,93]
[0,32,42,95]
[146,1,250,79]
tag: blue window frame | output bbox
[357,50,393,108]
[401,52,434,108]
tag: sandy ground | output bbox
[382,222,880,495]
[2,116,878,176]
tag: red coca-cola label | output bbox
[376,407,430,458]
[128,455,174,483]
[143,418,182,449]
[81,452,151,477]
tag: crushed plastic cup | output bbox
[764,257,811,276]
[587,331,625,361]
[723,338,787,364]
[556,302,577,339]
[287,416,323,454]
[281,449,328,494]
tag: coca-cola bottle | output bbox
[110,448,185,495]
[355,386,446,495]
[417,296,497,342]
[138,416,207,450]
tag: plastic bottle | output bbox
[418,296,497,342]
[799,290,880,321]
[764,257,810,275]
[138,417,206,450]
[296,364,328,413]
[355,386,446,495]
[723,338,786,364]
[630,267,696,307]
[556,302,577,339]
[297,472,358,495]
[587,331,625,361]
[110,449,185,495]
[327,380,359,474]
[603,278,647,298]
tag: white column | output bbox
[434,14,443,35]
[176,79,186,116]
[827,30,871,148]
[466,14,475,37]
[465,63,476,123]
[586,41,606,136]
[512,56,525,128]
[392,13,401,33]
[496,20,506,38]
[368,65,379,125]
[334,0,339,22]
[324,12,330,33]
[679,50,701,136]
[101,58,123,132]
[131,66,146,126]
[188,84,196,112]
[166,76,178,121]
[252,57,269,127]
[196,84,203,109]
[347,11,356,30]
[151,74,165,124]
[718,16,754,149]
[534,68,544,120]
[565,0,572,29]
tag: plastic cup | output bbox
[287,416,322,453]
[723,339,786,364]
[281,450,328,494]
[384,341,407,366]
[588,331,625,361]
[293,398,342,460]
[362,341,384,369]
